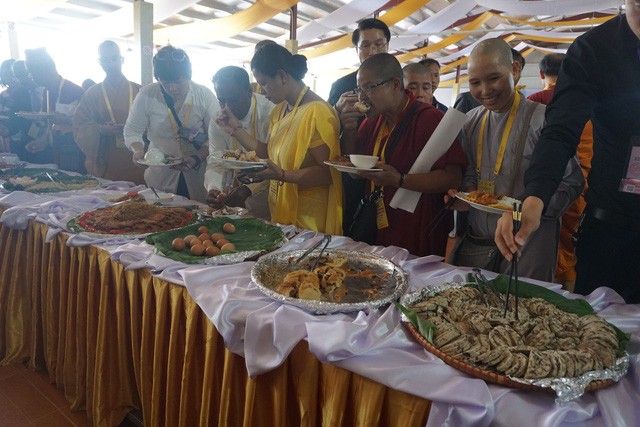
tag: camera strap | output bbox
[160,85,183,128]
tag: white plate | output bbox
[211,157,267,170]
[15,112,56,120]
[136,158,184,167]
[324,161,382,173]
[455,192,520,215]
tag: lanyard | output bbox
[232,94,257,150]
[101,81,133,123]
[45,78,65,113]
[476,92,521,181]
[167,98,193,138]
[371,97,411,162]
[270,85,308,164]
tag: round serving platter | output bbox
[252,249,408,314]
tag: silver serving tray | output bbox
[252,249,408,314]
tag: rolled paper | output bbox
[389,108,467,213]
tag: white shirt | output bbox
[204,93,273,191]
[123,81,219,202]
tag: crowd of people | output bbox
[0,0,638,303]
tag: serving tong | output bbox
[503,202,522,319]
[291,234,332,270]
[472,268,503,308]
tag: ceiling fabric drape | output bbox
[301,0,431,60]
[152,0,300,45]
[475,0,622,15]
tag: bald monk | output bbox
[339,53,466,257]
[73,40,143,183]
[402,62,434,105]
[448,38,584,281]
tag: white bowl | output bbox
[349,154,379,169]
[144,148,165,164]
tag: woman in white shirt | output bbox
[124,45,218,202]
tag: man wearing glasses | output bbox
[328,18,390,111]
[73,40,143,183]
[329,18,391,233]
[339,53,466,257]
[124,45,218,203]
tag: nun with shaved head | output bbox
[339,52,466,257]
[449,38,584,282]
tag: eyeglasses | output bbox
[155,49,188,62]
[356,41,388,53]
[354,78,393,96]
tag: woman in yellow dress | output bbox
[215,44,342,235]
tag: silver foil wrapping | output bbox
[400,282,630,403]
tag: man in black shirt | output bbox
[496,0,640,303]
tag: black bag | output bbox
[346,187,382,245]
[345,101,420,244]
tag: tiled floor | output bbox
[0,362,92,427]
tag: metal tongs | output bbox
[292,234,332,269]
[472,268,504,308]
[503,202,522,319]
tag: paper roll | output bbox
[389,108,467,213]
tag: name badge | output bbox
[376,197,389,229]
[115,135,126,148]
[619,136,640,196]
[478,179,495,194]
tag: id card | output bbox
[115,135,126,148]
[619,136,640,195]
[477,179,495,194]
[376,197,389,229]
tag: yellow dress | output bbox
[267,100,343,235]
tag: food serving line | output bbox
[0,165,639,427]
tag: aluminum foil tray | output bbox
[252,249,408,314]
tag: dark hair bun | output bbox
[289,54,308,80]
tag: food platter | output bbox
[456,191,520,215]
[136,158,184,167]
[67,202,197,237]
[15,112,56,120]
[146,217,286,265]
[399,281,629,402]
[323,161,383,173]
[252,249,408,314]
[0,168,99,193]
[212,157,268,170]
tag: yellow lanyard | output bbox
[371,97,410,162]
[101,81,133,123]
[46,78,65,112]
[232,94,257,150]
[476,92,521,181]
[167,98,193,139]
[270,85,308,164]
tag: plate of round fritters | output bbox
[67,201,196,237]
[399,280,629,399]
[145,217,286,265]
[0,168,99,193]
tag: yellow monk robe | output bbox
[267,101,343,235]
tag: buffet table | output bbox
[0,176,639,427]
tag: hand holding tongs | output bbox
[292,234,332,269]
[503,202,522,319]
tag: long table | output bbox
[0,219,431,426]
[0,183,639,427]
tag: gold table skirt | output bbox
[0,221,431,426]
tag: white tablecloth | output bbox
[1,179,639,427]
